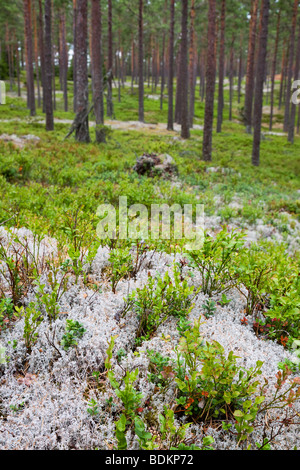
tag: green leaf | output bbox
[233,410,244,418]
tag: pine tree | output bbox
[202,0,216,160]
[74,0,90,143]
[23,0,36,116]
[91,0,105,143]
[167,0,175,131]
[252,0,270,166]
[44,0,53,130]
[138,0,144,122]
[180,0,190,139]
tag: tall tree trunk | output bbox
[52,27,56,111]
[154,42,159,92]
[283,0,298,132]
[5,23,13,91]
[44,0,53,130]
[91,0,105,143]
[5,25,13,92]
[24,0,36,116]
[180,0,190,139]
[38,0,45,110]
[107,0,114,118]
[288,22,300,143]
[278,40,287,110]
[252,0,270,166]
[33,1,41,108]
[167,0,175,130]
[237,33,243,104]
[202,0,216,160]
[138,0,144,122]
[216,0,226,133]
[244,0,259,133]
[160,33,166,111]
[200,48,206,101]
[229,36,235,121]
[175,43,182,124]
[73,0,77,112]
[59,9,68,112]
[15,36,21,97]
[118,31,122,103]
[75,0,90,142]
[269,9,281,130]
[188,0,196,128]
[131,38,135,93]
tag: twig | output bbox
[0,214,17,226]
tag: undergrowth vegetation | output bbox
[0,88,299,450]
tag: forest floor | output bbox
[0,81,300,450]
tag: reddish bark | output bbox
[283,0,298,132]
[138,0,144,122]
[91,0,105,142]
[288,22,300,143]
[75,0,90,142]
[180,0,190,139]
[202,0,217,161]
[23,0,36,116]
[167,0,175,130]
[252,0,270,166]
[216,0,226,133]
[269,9,281,130]
[244,0,259,133]
[44,0,53,130]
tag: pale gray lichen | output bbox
[0,226,300,450]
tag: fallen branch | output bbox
[0,214,17,226]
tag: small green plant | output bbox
[105,337,156,450]
[104,334,118,371]
[108,247,133,293]
[147,350,174,388]
[0,341,6,364]
[234,242,280,315]
[253,317,291,348]
[290,339,300,365]
[87,398,99,416]
[174,319,264,423]
[134,416,158,450]
[15,302,44,354]
[202,299,216,318]
[128,267,196,346]
[0,297,14,331]
[277,358,299,374]
[219,293,232,307]
[116,348,126,362]
[159,407,214,450]
[187,227,245,296]
[233,395,265,443]
[176,317,192,337]
[10,401,25,413]
[0,237,33,306]
[61,319,86,351]
[255,438,272,450]
[8,339,18,349]
[159,407,191,448]
[60,206,99,283]
[34,265,69,325]
[105,396,116,411]
[108,367,144,450]
[267,266,300,338]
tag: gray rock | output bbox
[133,153,178,177]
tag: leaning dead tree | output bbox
[63,103,94,141]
